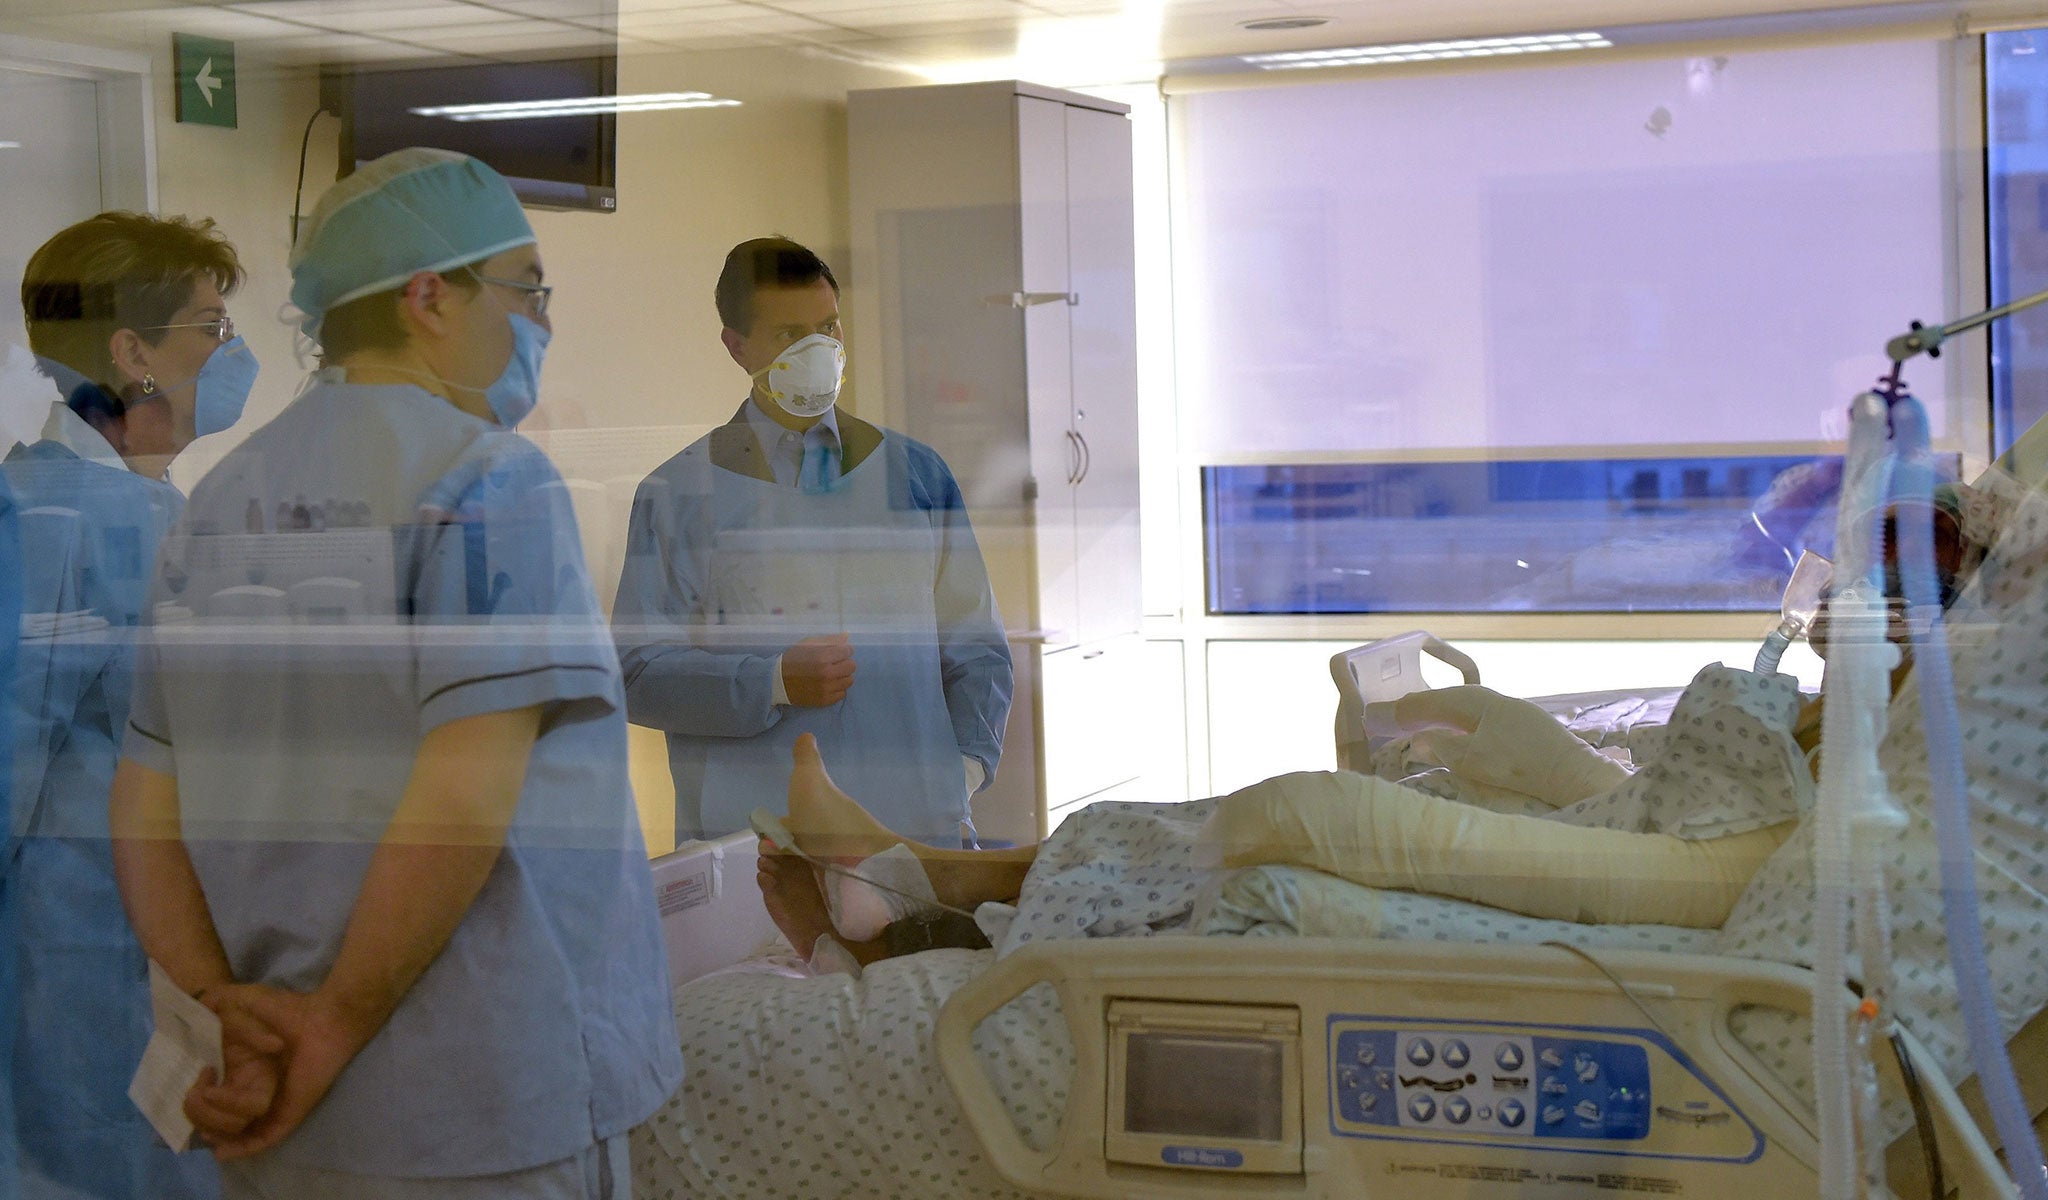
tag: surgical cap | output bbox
[289,147,534,336]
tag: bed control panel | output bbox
[1327,1016,1761,1163]
[1333,1029,1650,1140]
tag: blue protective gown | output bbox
[1,469,21,1198]
[615,404,1013,846]
[1,406,214,1199]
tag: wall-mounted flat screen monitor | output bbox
[336,54,618,214]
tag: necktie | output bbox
[800,425,841,495]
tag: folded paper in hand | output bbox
[127,961,224,1152]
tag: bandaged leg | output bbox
[782,734,1035,910]
[1198,771,1791,928]
[1367,686,1631,807]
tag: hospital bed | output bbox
[938,937,2015,1199]
[638,633,2047,1199]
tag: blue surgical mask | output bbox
[484,313,550,428]
[135,337,260,438]
[193,336,260,437]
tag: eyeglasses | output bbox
[472,272,553,318]
[144,315,235,342]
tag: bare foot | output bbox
[756,847,833,960]
[785,733,907,860]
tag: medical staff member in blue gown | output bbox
[614,237,1013,848]
[3,212,254,1199]
[108,149,681,1199]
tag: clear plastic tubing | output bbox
[1889,395,2048,1200]
[1811,391,1894,1199]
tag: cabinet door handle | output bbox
[1063,429,1081,484]
[1002,291,1079,308]
[1074,431,1092,485]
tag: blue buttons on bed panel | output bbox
[1530,1038,1652,1141]
[1333,1030,1399,1127]
[1331,1024,1654,1143]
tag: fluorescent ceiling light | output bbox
[0,141,20,149]
[409,92,740,121]
[1243,31,1611,70]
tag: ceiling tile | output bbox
[285,8,540,33]
[256,29,435,62]
[399,26,617,54]
[799,2,1028,32]
[481,0,617,18]
[97,5,308,41]
[616,0,758,16]
[773,0,1015,12]
[226,0,437,21]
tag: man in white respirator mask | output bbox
[615,237,1013,853]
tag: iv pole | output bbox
[1881,282,2048,382]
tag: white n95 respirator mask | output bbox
[756,333,844,419]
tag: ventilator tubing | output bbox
[1890,397,2048,1200]
[1811,391,1897,1199]
[1754,625,1797,676]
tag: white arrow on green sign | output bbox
[173,34,237,129]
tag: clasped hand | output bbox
[783,633,856,707]
[181,984,373,1161]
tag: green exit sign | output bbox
[173,34,237,129]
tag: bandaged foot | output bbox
[823,844,942,943]
[777,735,1038,915]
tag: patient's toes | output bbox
[758,853,831,960]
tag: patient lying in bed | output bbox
[757,478,2007,967]
[761,659,1808,974]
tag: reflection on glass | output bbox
[1204,453,1964,614]
[2,7,2045,1196]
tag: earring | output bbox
[140,373,157,395]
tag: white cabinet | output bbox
[848,80,1142,839]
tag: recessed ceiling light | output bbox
[1238,16,1330,32]
[1242,30,1610,70]
[409,92,741,121]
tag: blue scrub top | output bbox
[121,375,682,1178]
[2,415,214,1200]
[614,403,1013,846]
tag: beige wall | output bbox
[532,46,918,441]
